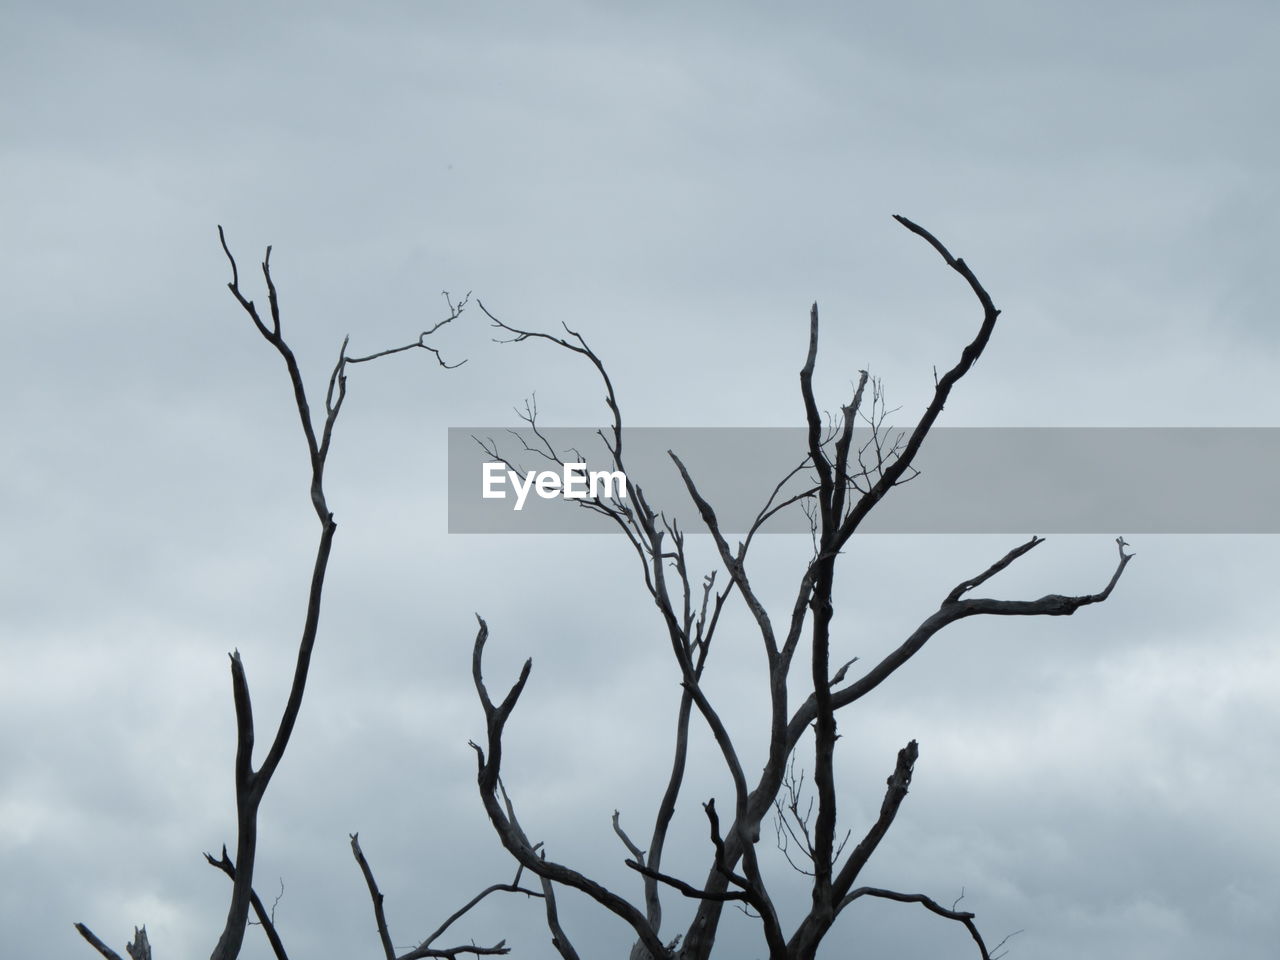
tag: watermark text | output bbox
[482,462,628,511]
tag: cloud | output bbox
[4,2,1279,958]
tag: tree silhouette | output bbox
[76,217,1131,960]
[468,216,1132,960]
[76,229,537,960]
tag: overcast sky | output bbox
[4,2,1279,958]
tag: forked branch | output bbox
[350,833,536,960]
[469,618,670,960]
[465,217,1135,960]
[79,229,467,960]
[202,847,290,960]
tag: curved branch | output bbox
[830,215,1004,552]
[478,301,625,468]
[349,827,538,960]
[469,619,669,960]
[837,887,1005,960]
[785,536,1135,751]
[623,860,752,903]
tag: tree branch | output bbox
[74,924,128,960]
[837,887,1005,960]
[350,834,397,960]
[466,218,1134,960]
[787,742,918,956]
[785,536,1135,751]
[74,229,466,960]
[202,846,290,960]
[830,215,1004,552]
[623,861,752,903]
[469,619,669,960]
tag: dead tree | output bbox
[76,229,539,960]
[469,216,1134,960]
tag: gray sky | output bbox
[3,2,1279,958]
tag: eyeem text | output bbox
[482,462,628,511]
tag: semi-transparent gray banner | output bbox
[448,427,1280,534]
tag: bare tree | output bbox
[468,216,1134,960]
[75,229,540,960]
[76,216,1132,960]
